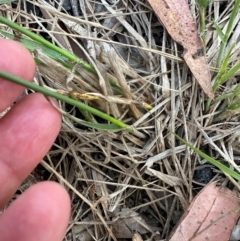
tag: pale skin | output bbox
[0,39,71,241]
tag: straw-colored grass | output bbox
[1,0,240,240]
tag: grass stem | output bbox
[0,70,132,131]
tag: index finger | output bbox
[0,39,35,112]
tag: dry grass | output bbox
[1,0,240,240]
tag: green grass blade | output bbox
[173,132,240,181]
[216,0,240,68]
[212,45,235,92]
[219,61,240,85]
[0,30,69,62]
[228,102,240,111]
[65,113,124,131]
[214,84,240,102]
[0,70,133,131]
[224,0,240,41]
[0,16,95,73]
[213,21,225,42]
[219,44,235,76]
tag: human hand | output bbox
[0,39,70,241]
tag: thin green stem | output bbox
[0,16,125,93]
[69,92,94,122]
[199,8,206,54]
[0,16,95,73]
[0,70,132,131]
[216,40,227,70]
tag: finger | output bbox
[0,93,61,208]
[0,39,35,112]
[0,182,70,241]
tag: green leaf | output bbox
[66,114,124,131]
[224,0,240,41]
[213,21,225,42]
[220,61,240,84]
[214,84,240,103]
[196,0,211,9]
[219,44,235,76]
[213,44,236,92]
[215,0,240,68]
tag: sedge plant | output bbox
[199,0,240,110]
